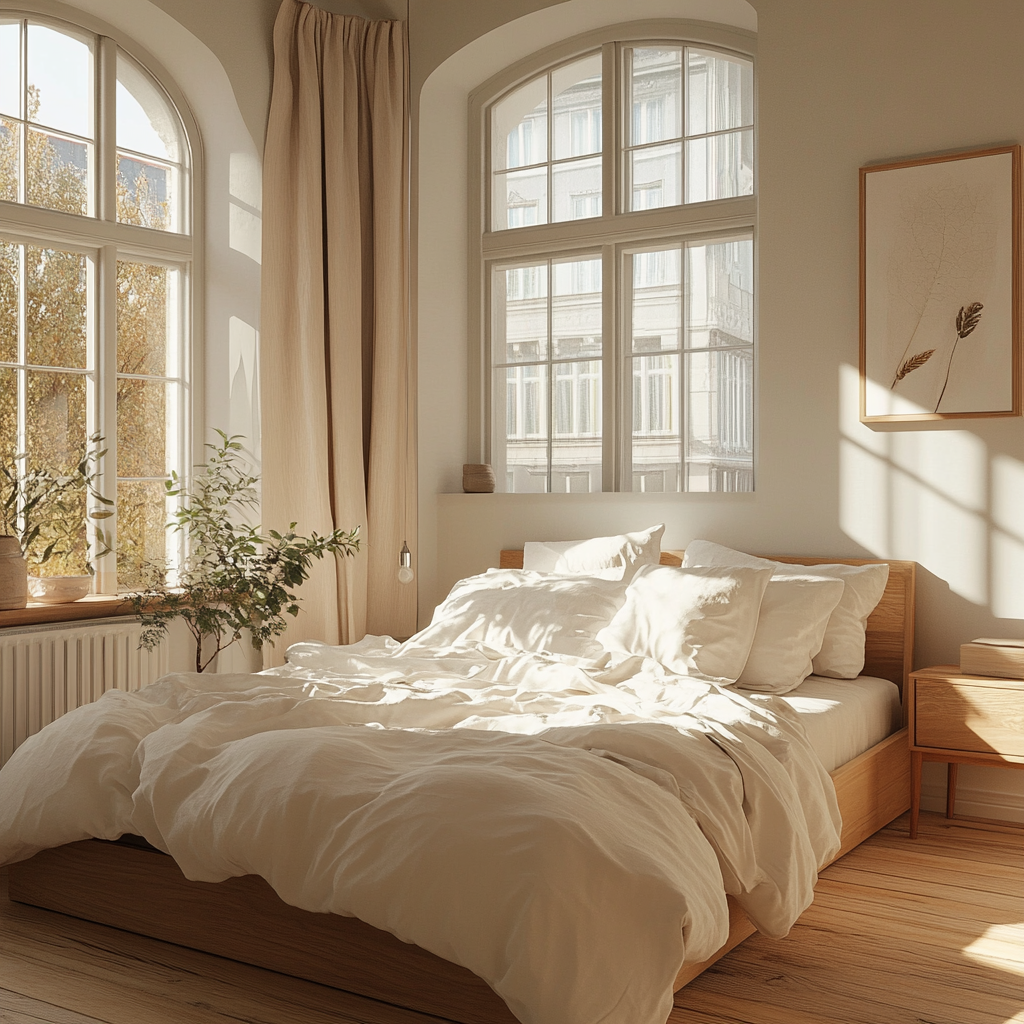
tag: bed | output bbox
[1,547,915,1024]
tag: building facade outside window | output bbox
[0,10,194,591]
[477,29,755,493]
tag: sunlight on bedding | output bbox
[838,363,1024,616]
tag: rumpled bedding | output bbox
[0,635,841,1024]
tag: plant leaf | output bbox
[956,302,984,339]
[892,349,935,386]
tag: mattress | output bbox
[782,674,902,773]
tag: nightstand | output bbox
[907,666,1024,838]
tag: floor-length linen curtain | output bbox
[261,0,415,662]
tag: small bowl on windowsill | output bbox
[27,575,93,604]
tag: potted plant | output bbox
[0,435,113,608]
[131,432,359,672]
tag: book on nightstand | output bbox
[959,638,1024,679]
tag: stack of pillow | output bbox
[418,529,889,694]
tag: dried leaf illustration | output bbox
[936,302,984,412]
[956,302,984,339]
[891,349,935,387]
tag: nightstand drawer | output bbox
[915,679,1024,756]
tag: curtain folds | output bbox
[261,0,414,661]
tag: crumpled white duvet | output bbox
[0,635,841,1024]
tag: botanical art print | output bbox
[860,145,1021,422]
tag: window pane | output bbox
[117,260,171,375]
[686,239,754,348]
[630,143,681,211]
[117,154,175,231]
[552,156,600,223]
[629,47,682,146]
[552,441,600,493]
[632,248,681,352]
[0,367,15,462]
[492,166,547,231]
[27,24,92,138]
[686,348,753,492]
[118,479,168,591]
[553,257,601,359]
[0,118,19,202]
[26,128,89,215]
[0,22,19,118]
[493,262,548,364]
[631,353,680,492]
[117,378,168,477]
[552,359,601,438]
[687,50,753,136]
[116,49,181,162]
[499,362,549,493]
[685,129,753,203]
[25,246,87,369]
[26,369,86,474]
[552,54,601,160]
[492,75,547,173]
[0,240,17,362]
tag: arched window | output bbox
[0,11,194,591]
[476,29,754,493]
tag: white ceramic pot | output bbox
[0,536,28,610]
[27,574,93,604]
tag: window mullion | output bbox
[96,35,117,224]
[546,257,553,492]
[94,243,118,594]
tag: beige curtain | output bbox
[260,0,415,662]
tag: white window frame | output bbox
[468,20,756,493]
[0,1,201,591]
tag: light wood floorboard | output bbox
[1,812,1020,1024]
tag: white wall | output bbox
[413,0,1024,822]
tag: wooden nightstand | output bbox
[907,666,1024,838]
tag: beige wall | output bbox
[413,0,1024,821]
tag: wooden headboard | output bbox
[498,550,916,691]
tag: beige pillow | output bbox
[596,563,772,683]
[523,524,665,582]
[735,575,845,693]
[682,540,890,679]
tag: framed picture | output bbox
[860,145,1022,423]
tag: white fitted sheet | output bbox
[781,675,902,773]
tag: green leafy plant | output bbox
[130,432,359,672]
[0,434,113,574]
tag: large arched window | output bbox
[0,10,194,591]
[475,28,755,493]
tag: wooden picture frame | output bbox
[860,145,1022,423]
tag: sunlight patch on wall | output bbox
[229,151,262,264]
[229,316,260,456]
[992,454,1024,618]
[839,364,988,605]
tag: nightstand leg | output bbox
[946,762,959,819]
[910,751,923,839]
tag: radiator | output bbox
[0,618,168,766]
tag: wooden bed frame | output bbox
[8,552,916,1024]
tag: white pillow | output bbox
[596,564,772,683]
[523,524,665,581]
[735,575,845,693]
[682,540,890,679]
[406,569,627,658]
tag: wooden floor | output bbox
[0,812,1020,1024]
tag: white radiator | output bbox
[0,618,167,766]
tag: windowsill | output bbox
[0,595,137,630]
